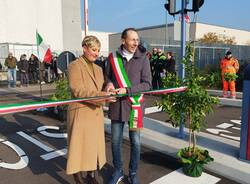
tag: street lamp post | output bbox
[178,0,187,138]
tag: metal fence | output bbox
[146,39,250,71]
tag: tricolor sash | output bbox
[109,52,144,130]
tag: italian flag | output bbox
[36,31,52,64]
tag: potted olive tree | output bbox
[157,43,219,177]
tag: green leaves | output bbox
[53,78,71,100]
[224,72,238,82]
[158,43,217,175]
[177,147,214,177]
[50,78,71,110]
[158,43,219,132]
[177,147,213,165]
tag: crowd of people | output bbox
[3,52,59,88]
[147,48,176,89]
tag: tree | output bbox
[157,43,219,177]
[198,32,236,45]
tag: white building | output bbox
[109,21,250,52]
[0,0,82,62]
[194,22,250,45]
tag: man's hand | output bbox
[115,88,127,94]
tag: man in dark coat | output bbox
[152,48,166,89]
[105,28,152,184]
[150,48,158,88]
[28,54,39,84]
[166,51,175,74]
[18,54,29,87]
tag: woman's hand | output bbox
[105,91,117,103]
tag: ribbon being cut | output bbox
[0,87,186,116]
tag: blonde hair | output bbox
[82,35,101,49]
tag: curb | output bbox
[104,117,250,184]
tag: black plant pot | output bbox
[57,106,67,122]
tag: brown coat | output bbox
[66,56,107,174]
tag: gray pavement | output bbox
[112,117,249,184]
[0,112,241,184]
[0,83,55,103]
[0,85,248,183]
[145,104,242,142]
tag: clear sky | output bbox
[80,0,250,33]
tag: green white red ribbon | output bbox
[0,87,187,116]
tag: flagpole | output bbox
[84,0,88,36]
[36,30,43,101]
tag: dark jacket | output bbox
[18,59,29,72]
[29,57,39,72]
[150,53,158,77]
[105,45,152,122]
[166,57,175,73]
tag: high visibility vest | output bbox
[220,57,239,75]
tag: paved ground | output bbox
[0,83,55,103]
[145,105,241,141]
[0,111,240,184]
[0,87,242,141]
[0,85,246,183]
[144,95,242,141]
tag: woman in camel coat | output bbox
[66,36,113,184]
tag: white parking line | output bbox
[220,134,240,141]
[232,127,240,130]
[145,106,162,114]
[40,148,67,160]
[216,123,234,129]
[230,120,241,125]
[206,128,231,135]
[17,131,54,152]
[150,168,221,184]
[37,126,67,138]
[0,140,29,170]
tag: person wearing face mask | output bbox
[66,35,115,184]
[105,28,152,184]
[220,51,239,99]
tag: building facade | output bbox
[0,0,82,64]
[83,30,114,57]
[109,22,250,70]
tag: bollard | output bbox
[239,64,250,161]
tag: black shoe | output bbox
[85,174,99,184]
[73,173,83,184]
